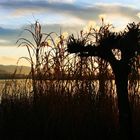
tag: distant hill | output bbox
[0,65,31,75]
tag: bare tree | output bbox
[67,22,140,139]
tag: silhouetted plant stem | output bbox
[31,64,37,104]
[98,59,108,95]
[112,61,132,139]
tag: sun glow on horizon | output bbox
[0,0,140,65]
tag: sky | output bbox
[0,0,140,66]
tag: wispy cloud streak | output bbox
[0,1,139,22]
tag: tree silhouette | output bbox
[67,22,140,139]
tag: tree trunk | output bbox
[112,62,132,139]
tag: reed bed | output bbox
[0,21,139,140]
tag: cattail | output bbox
[35,21,41,35]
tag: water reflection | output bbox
[0,79,139,102]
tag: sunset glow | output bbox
[0,0,140,66]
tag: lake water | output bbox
[0,79,139,102]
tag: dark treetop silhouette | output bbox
[67,22,140,139]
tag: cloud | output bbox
[1,1,140,47]
[137,12,140,18]
[0,39,10,44]
[102,14,131,32]
[48,0,75,4]
[0,23,84,47]
[0,27,22,46]
[4,1,139,22]
[0,27,18,35]
[11,8,44,17]
[1,1,140,23]
[1,1,140,65]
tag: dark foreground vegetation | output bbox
[0,80,140,140]
[0,21,139,140]
[0,84,118,140]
